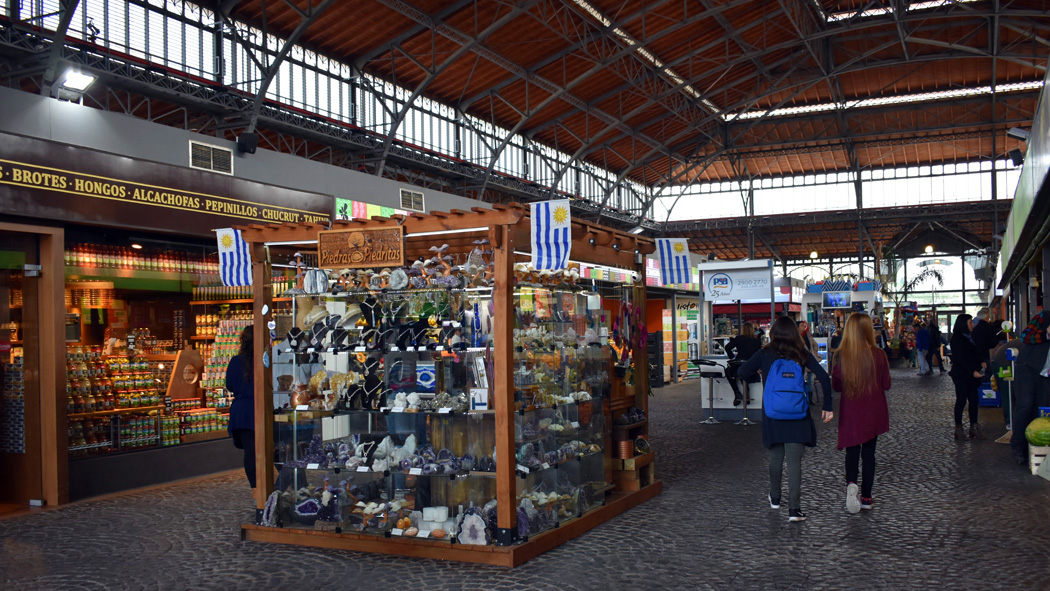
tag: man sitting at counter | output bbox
[725,322,763,406]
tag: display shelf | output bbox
[181,430,228,444]
[190,335,216,341]
[69,441,112,452]
[191,298,293,305]
[611,419,647,433]
[141,354,177,361]
[120,435,160,447]
[614,451,654,471]
[68,405,166,419]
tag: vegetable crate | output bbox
[1030,446,1050,476]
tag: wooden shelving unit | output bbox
[68,405,166,419]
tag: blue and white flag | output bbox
[216,228,253,286]
[530,200,571,270]
[656,238,691,286]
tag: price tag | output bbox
[327,347,335,353]
[356,466,370,472]
[541,462,550,470]
[442,321,452,327]
[379,407,390,412]
[391,528,404,536]
[307,463,320,470]
[570,421,580,428]
[417,530,431,539]
[438,408,452,414]
[295,405,309,411]
[355,347,366,352]
[390,346,400,352]
[436,346,444,351]
[306,348,315,354]
[405,346,415,352]
[451,321,461,328]
[409,468,422,475]
[516,464,529,474]
[391,407,404,413]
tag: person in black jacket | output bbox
[724,322,762,406]
[928,318,946,373]
[739,316,833,523]
[1010,311,1050,465]
[948,314,985,440]
[970,307,996,365]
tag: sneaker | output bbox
[845,483,861,514]
[859,496,873,510]
[788,508,807,522]
[768,494,781,509]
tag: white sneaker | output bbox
[845,483,861,514]
[768,494,780,509]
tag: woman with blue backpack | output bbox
[832,313,891,514]
[738,316,833,523]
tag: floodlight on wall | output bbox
[925,244,934,254]
[59,70,96,92]
[628,225,645,234]
[809,251,818,259]
[1008,148,1025,167]
[1007,127,1030,141]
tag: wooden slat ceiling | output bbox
[221,0,1050,194]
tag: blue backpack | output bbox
[764,357,808,420]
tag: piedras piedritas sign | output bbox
[317,227,404,269]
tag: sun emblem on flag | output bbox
[673,242,685,254]
[221,233,234,249]
[553,206,568,224]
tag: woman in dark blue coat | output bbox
[1010,311,1050,464]
[739,316,833,523]
[226,325,256,489]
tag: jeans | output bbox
[233,429,257,489]
[917,349,930,373]
[952,376,979,425]
[845,436,877,498]
[769,442,805,510]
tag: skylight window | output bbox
[725,81,1044,122]
[825,0,980,23]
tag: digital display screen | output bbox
[822,291,852,309]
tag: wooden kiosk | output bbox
[238,204,661,566]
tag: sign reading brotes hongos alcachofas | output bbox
[318,227,405,268]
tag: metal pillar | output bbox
[671,292,678,383]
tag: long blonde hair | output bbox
[835,313,877,397]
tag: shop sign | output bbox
[0,159,329,225]
[318,227,404,268]
[705,269,771,302]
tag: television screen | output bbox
[822,291,851,309]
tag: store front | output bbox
[0,131,332,505]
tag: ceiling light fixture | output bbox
[628,225,645,235]
[130,243,143,250]
[924,244,934,254]
[809,251,818,259]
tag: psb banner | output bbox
[704,268,772,301]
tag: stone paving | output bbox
[2,369,1049,590]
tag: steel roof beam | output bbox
[245,0,336,133]
[39,0,80,96]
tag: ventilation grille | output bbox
[400,188,424,212]
[189,141,234,175]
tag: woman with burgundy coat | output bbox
[832,313,891,514]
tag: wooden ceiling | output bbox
[219,0,1048,190]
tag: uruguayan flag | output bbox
[657,238,691,286]
[531,200,571,270]
[216,228,253,287]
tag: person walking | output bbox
[928,319,946,373]
[948,314,985,440]
[1009,311,1050,465]
[915,322,931,375]
[738,316,833,523]
[724,322,762,406]
[832,313,891,513]
[226,325,257,491]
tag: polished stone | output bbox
[1,369,1048,590]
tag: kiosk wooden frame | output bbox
[237,204,661,566]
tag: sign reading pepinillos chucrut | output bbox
[0,133,332,236]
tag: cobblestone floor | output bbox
[2,368,1049,590]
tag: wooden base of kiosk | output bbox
[241,481,662,567]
